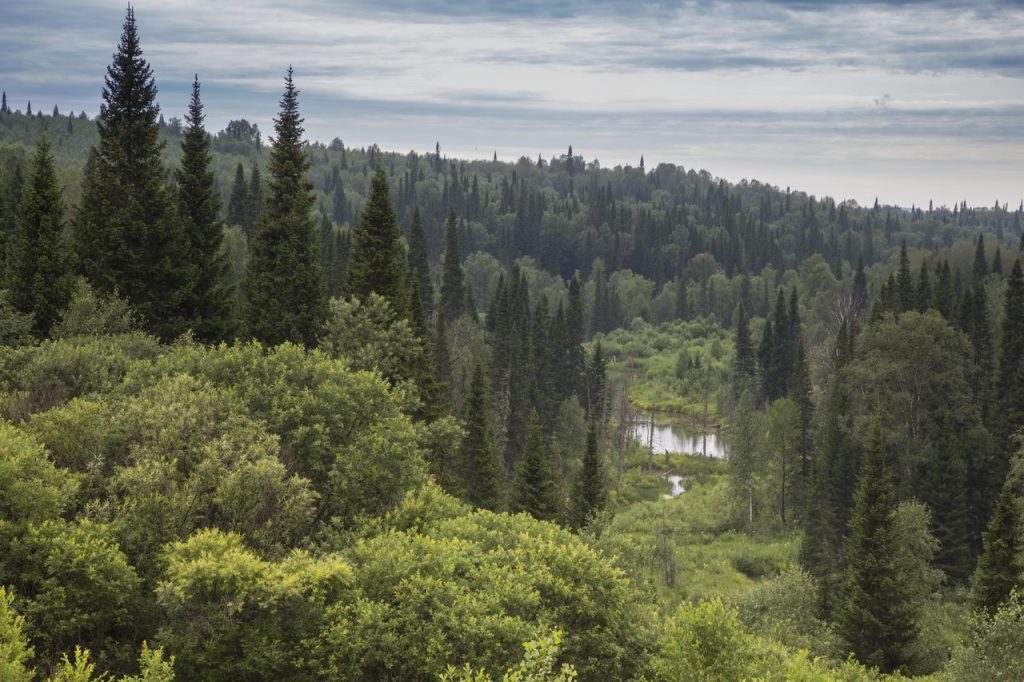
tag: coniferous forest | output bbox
[1,7,1024,681]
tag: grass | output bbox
[605,454,800,612]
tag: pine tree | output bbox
[510,412,561,522]
[74,6,189,341]
[836,424,918,673]
[247,161,262,234]
[176,75,232,342]
[0,91,7,114]
[974,234,988,280]
[459,363,502,510]
[348,165,406,316]
[440,206,465,324]
[4,135,73,337]
[245,67,326,346]
[568,420,607,530]
[406,207,433,322]
[972,477,1022,612]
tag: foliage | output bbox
[944,590,1024,682]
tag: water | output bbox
[663,474,686,497]
[630,413,728,459]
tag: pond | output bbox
[663,474,686,497]
[630,413,728,459]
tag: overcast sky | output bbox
[2,0,1023,207]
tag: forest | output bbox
[0,7,1023,681]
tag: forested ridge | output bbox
[1,7,1023,681]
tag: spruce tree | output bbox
[440,205,465,324]
[996,259,1024,453]
[733,302,755,390]
[568,420,607,530]
[247,161,262,233]
[835,424,918,673]
[74,6,189,340]
[176,75,232,342]
[565,273,586,396]
[245,67,326,346]
[348,165,406,316]
[5,135,73,337]
[459,363,502,510]
[405,207,433,322]
[226,162,248,229]
[933,259,955,320]
[895,240,914,313]
[974,233,988,280]
[0,91,7,114]
[972,477,1023,612]
[510,412,561,522]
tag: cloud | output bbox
[0,0,1022,206]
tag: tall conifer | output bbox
[459,363,502,510]
[348,166,406,315]
[440,206,465,324]
[568,420,607,530]
[75,6,189,340]
[5,136,73,337]
[511,412,561,521]
[972,477,1023,612]
[176,75,232,341]
[406,207,433,322]
[245,67,326,346]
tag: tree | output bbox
[0,587,33,682]
[245,67,326,346]
[733,302,755,390]
[972,478,1023,613]
[348,165,406,316]
[459,363,502,510]
[510,413,561,522]
[176,75,232,342]
[4,135,74,337]
[895,240,914,313]
[567,420,606,530]
[440,206,465,324]
[974,233,989,280]
[74,7,190,341]
[996,260,1024,453]
[226,162,248,229]
[835,424,918,673]
[765,398,800,528]
[406,207,433,322]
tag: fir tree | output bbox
[568,420,607,530]
[440,206,465,324]
[247,160,262,233]
[915,260,932,312]
[176,75,232,342]
[993,246,1004,276]
[565,273,586,397]
[405,207,433,322]
[835,424,918,673]
[933,259,955,320]
[733,302,755,389]
[972,477,1022,612]
[0,91,7,114]
[510,412,561,522]
[996,259,1024,454]
[459,363,502,510]
[348,165,406,316]
[245,67,326,346]
[4,135,74,337]
[74,6,189,340]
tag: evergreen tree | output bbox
[835,424,918,674]
[245,67,326,346]
[974,234,988,280]
[74,6,189,340]
[972,477,1022,612]
[226,162,248,229]
[733,302,755,389]
[0,91,7,114]
[565,273,586,397]
[4,135,73,337]
[406,207,433,322]
[440,205,465,324]
[568,420,607,530]
[996,259,1024,453]
[348,165,406,316]
[459,363,502,510]
[915,260,932,312]
[992,246,1004,276]
[510,413,561,522]
[247,160,262,234]
[176,75,232,342]
[895,240,914,313]
[932,259,955,320]
[926,421,973,584]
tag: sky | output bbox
[1,0,1023,208]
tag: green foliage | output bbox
[347,165,406,316]
[510,413,562,522]
[440,630,578,682]
[655,598,754,681]
[245,68,326,346]
[945,590,1024,682]
[9,519,141,669]
[736,567,841,658]
[972,479,1023,612]
[5,135,74,337]
[567,421,606,530]
[458,363,502,509]
[155,529,350,681]
[0,290,35,347]
[51,280,138,339]
[0,422,77,544]
[0,587,34,682]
